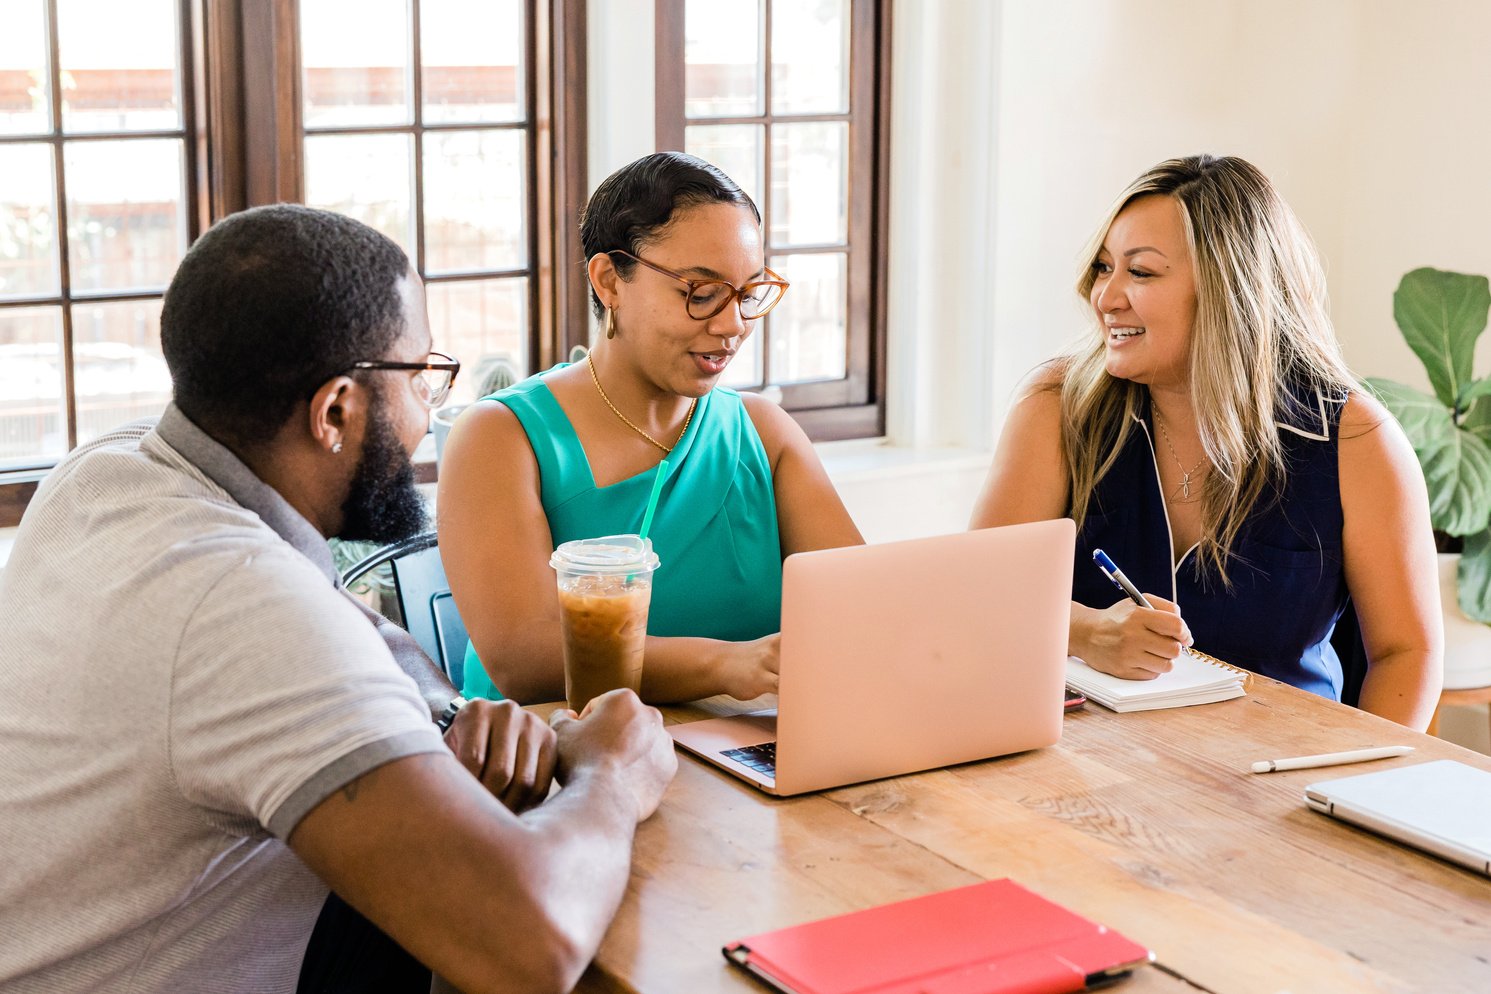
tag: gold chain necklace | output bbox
[1153,412,1207,502]
[587,354,697,454]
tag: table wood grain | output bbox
[549,678,1491,994]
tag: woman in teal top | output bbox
[439,152,863,705]
[457,369,784,698]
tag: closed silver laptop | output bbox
[1305,759,1491,876]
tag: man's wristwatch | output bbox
[436,695,467,732]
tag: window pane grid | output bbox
[682,0,854,392]
[59,0,185,134]
[1,289,168,308]
[678,114,852,127]
[301,0,537,377]
[0,306,65,469]
[2,0,191,472]
[425,269,532,284]
[0,129,189,144]
[0,1,51,136]
[299,120,530,136]
[683,0,763,119]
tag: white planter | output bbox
[1440,553,1491,690]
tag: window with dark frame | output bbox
[655,0,889,441]
[299,0,539,407]
[0,0,197,478]
[0,0,587,526]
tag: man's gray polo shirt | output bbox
[0,406,446,993]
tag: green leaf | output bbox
[1457,376,1491,412]
[1419,432,1491,535]
[1464,392,1491,445]
[1392,267,1491,409]
[1366,378,1491,535]
[1457,529,1491,623]
[1364,378,1456,449]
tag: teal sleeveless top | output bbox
[461,366,784,700]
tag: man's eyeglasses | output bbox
[349,351,461,408]
[609,249,789,321]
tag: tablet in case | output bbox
[1305,758,1491,876]
[724,878,1153,994]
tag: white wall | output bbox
[1333,2,1491,384]
[988,0,1491,436]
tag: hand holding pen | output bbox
[1079,549,1193,681]
[1092,550,1154,609]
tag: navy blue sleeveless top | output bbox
[1071,385,1350,700]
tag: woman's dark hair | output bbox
[579,151,760,317]
[160,203,410,449]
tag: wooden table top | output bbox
[558,679,1491,994]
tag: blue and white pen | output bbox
[1092,549,1153,609]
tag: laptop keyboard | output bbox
[722,742,777,778]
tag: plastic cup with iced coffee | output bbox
[551,534,660,713]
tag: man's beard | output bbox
[338,406,428,544]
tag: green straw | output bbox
[638,459,669,540]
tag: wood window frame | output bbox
[0,0,205,521]
[1,0,588,523]
[653,0,890,442]
[233,0,588,482]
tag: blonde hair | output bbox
[1062,155,1355,584]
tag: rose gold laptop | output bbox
[668,519,1075,796]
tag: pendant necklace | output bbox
[588,354,696,454]
[1153,412,1207,503]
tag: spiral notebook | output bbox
[1066,648,1248,712]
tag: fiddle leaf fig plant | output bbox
[1365,267,1491,621]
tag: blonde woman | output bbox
[971,155,1441,729]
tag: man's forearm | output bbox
[436,766,641,994]
[290,752,641,994]
[507,768,640,984]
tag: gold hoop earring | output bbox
[604,307,616,340]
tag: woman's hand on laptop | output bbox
[1071,596,1192,681]
[443,698,559,814]
[718,633,780,701]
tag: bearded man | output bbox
[0,205,675,994]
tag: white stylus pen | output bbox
[1250,745,1414,774]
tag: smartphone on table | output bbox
[1063,688,1087,711]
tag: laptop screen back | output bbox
[772,519,1075,795]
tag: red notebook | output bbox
[724,879,1152,994]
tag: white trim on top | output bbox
[1275,387,1333,442]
